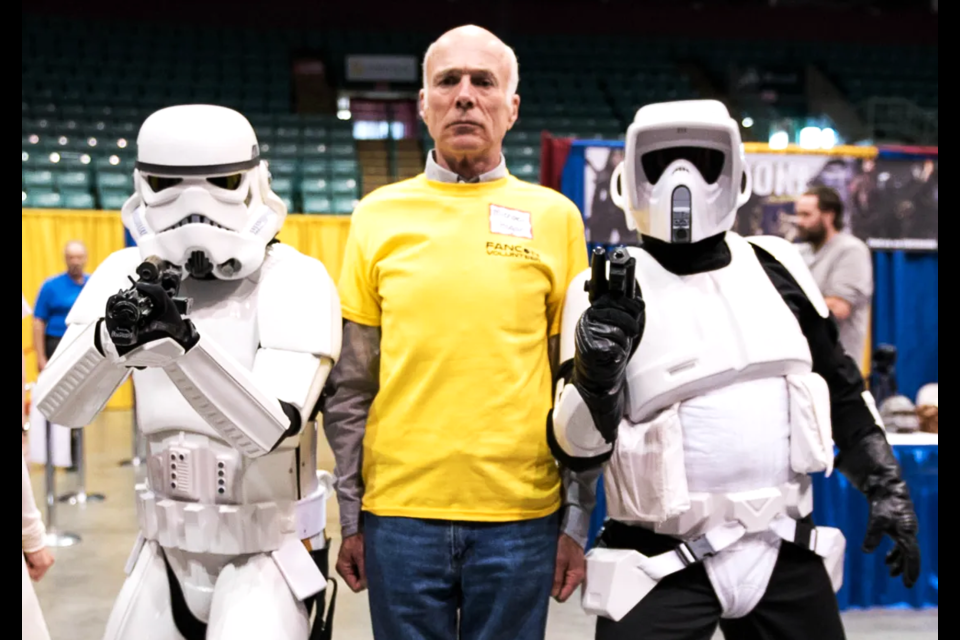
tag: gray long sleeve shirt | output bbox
[320,151,599,547]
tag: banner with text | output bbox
[581,146,937,250]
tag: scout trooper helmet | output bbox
[611,100,752,244]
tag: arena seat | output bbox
[22,15,936,208]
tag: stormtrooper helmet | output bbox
[879,395,920,434]
[611,100,752,244]
[121,105,287,280]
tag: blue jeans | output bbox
[364,511,560,640]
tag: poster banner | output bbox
[581,145,937,250]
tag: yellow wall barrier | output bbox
[22,210,351,411]
[23,206,872,408]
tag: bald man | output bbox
[323,25,593,640]
[33,240,89,371]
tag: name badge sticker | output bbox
[489,204,533,240]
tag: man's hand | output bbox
[825,296,852,322]
[37,357,47,372]
[25,548,54,582]
[572,291,644,443]
[336,533,367,593]
[106,280,199,361]
[552,534,585,603]
[863,490,921,589]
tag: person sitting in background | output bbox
[22,295,53,640]
[916,384,937,434]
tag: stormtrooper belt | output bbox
[582,483,846,622]
[134,482,328,556]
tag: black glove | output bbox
[837,430,921,588]
[106,280,200,358]
[572,292,645,443]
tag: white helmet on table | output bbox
[121,105,287,280]
[611,100,752,244]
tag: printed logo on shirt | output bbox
[486,242,541,262]
[489,204,533,239]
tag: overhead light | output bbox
[81,154,91,164]
[742,117,754,128]
[109,155,120,165]
[22,191,27,202]
[49,152,61,163]
[337,109,352,120]
[88,137,98,147]
[58,136,68,145]
[769,131,789,150]
[799,127,822,149]
[117,138,128,148]
[29,134,39,144]
[820,128,837,149]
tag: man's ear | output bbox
[419,88,427,120]
[507,93,520,129]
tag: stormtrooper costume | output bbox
[33,105,342,640]
[547,101,921,640]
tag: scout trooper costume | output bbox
[33,105,342,640]
[548,101,920,639]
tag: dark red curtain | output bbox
[539,132,573,192]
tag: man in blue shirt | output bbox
[33,241,89,371]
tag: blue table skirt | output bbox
[586,445,937,610]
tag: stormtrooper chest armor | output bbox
[132,275,260,439]
[624,232,813,425]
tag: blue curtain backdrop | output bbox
[872,250,938,401]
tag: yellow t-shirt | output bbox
[339,173,588,522]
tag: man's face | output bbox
[420,34,519,160]
[795,195,829,244]
[65,244,87,277]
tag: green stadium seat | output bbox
[275,127,300,140]
[298,143,329,158]
[301,177,330,195]
[328,144,356,158]
[272,144,300,158]
[328,129,354,143]
[331,197,357,214]
[96,171,132,190]
[302,195,332,214]
[23,170,55,188]
[56,171,92,190]
[302,128,328,142]
[25,191,63,208]
[512,162,540,182]
[280,195,295,213]
[265,159,297,176]
[329,159,359,176]
[300,160,329,176]
[270,176,294,194]
[330,177,359,197]
[99,189,131,210]
[61,190,96,209]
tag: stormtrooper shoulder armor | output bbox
[33,248,144,426]
[257,245,342,361]
[66,248,144,324]
[746,236,830,319]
